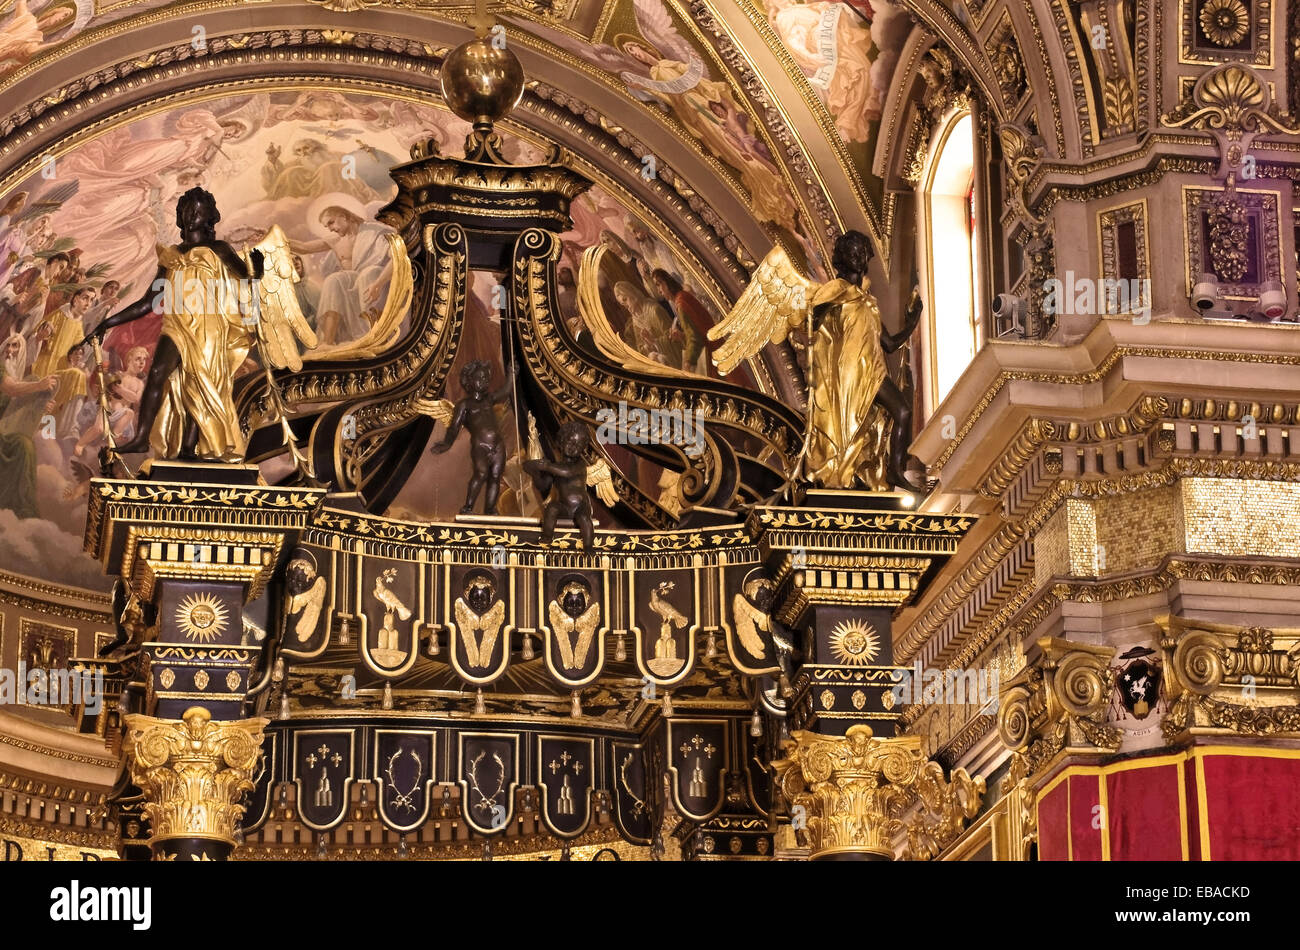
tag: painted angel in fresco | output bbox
[0,0,92,77]
[72,186,317,463]
[708,231,923,491]
[522,0,796,227]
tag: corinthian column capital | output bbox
[773,724,925,860]
[123,706,268,860]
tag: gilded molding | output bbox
[929,345,1300,473]
[1158,614,1300,740]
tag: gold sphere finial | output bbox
[440,36,525,129]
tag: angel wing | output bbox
[571,602,602,669]
[731,592,770,658]
[632,0,698,67]
[289,576,327,642]
[454,598,482,666]
[547,601,576,669]
[707,244,815,375]
[476,600,506,667]
[243,225,318,372]
[586,456,619,506]
[412,397,454,426]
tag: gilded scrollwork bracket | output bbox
[997,637,1120,778]
[900,761,986,861]
[1157,614,1300,742]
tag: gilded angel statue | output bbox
[73,186,317,464]
[707,230,923,491]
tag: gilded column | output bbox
[123,706,268,861]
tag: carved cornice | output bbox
[997,637,1119,778]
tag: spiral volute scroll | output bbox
[1173,631,1227,696]
[997,684,1033,750]
[1053,649,1112,718]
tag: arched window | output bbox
[916,109,984,418]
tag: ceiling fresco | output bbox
[0,0,923,266]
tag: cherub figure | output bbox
[428,360,516,515]
[525,420,596,549]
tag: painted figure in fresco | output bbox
[527,0,796,227]
[765,0,875,143]
[651,269,711,373]
[613,281,681,368]
[291,196,392,345]
[428,359,517,515]
[525,420,596,550]
[0,333,56,517]
[262,139,379,202]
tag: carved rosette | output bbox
[773,725,925,860]
[997,637,1120,777]
[123,706,269,860]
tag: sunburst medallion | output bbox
[828,618,881,666]
[175,593,229,643]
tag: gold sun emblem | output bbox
[828,619,881,666]
[175,593,229,643]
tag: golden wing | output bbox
[586,456,619,506]
[245,225,318,372]
[731,592,768,657]
[707,244,814,375]
[453,598,480,666]
[478,600,506,664]
[548,600,575,669]
[411,397,455,426]
[572,602,602,668]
